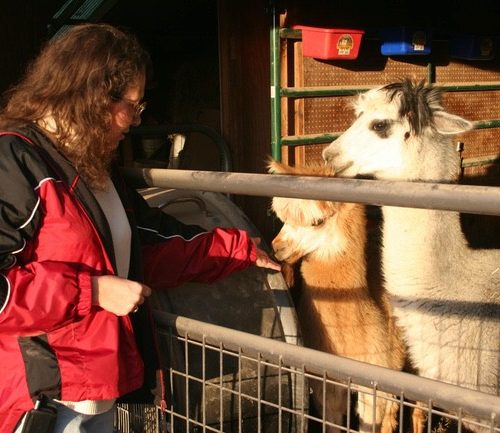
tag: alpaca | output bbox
[322,79,500,433]
[269,159,407,433]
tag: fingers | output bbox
[123,281,152,314]
[134,285,150,306]
[250,237,281,271]
[141,284,152,297]
[262,258,282,271]
[91,275,152,316]
[251,237,262,246]
[255,247,282,271]
[128,281,151,300]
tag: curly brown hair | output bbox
[0,23,150,189]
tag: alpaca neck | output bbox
[403,134,462,183]
[381,206,470,297]
[301,250,367,291]
[379,133,492,297]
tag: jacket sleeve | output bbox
[0,134,93,336]
[125,187,258,288]
[142,227,257,288]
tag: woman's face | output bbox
[108,72,146,148]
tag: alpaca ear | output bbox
[267,157,289,174]
[266,157,275,173]
[433,111,474,135]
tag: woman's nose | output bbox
[131,113,142,127]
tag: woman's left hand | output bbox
[251,237,281,271]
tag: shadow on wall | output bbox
[461,163,500,249]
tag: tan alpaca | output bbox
[269,159,406,433]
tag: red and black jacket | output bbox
[0,125,257,432]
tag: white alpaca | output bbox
[269,159,407,433]
[322,79,500,433]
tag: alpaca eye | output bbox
[371,120,388,131]
[312,218,325,227]
[370,120,391,138]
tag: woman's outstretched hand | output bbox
[251,237,281,271]
[91,275,152,316]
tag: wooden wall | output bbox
[2,0,498,246]
[218,0,277,242]
[278,0,500,246]
[0,1,63,95]
[0,0,279,242]
[219,0,500,243]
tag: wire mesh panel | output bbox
[155,321,305,433]
[115,404,162,433]
[115,312,500,433]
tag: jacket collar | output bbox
[21,124,118,272]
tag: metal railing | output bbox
[116,311,500,433]
[116,167,500,433]
[122,168,500,216]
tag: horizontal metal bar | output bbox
[462,154,500,168]
[441,83,500,92]
[279,28,301,40]
[122,168,500,216]
[153,311,500,421]
[281,122,500,147]
[281,86,369,98]
[281,85,500,99]
[281,132,340,145]
[474,119,500,129]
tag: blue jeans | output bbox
[15,402,115,433]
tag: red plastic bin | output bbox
[294,25,364,60]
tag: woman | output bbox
[0,23,279,433]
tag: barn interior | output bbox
[1,0,499,245]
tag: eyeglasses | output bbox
[112,95,147,118]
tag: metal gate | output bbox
[115,310,500,433]
[118,167,500,433]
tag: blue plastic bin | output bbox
[450,34,496,60]
[380,27,431,56]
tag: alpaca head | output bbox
[269,159,339,227]
[269,159,357,264]
[322,79,473,182]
